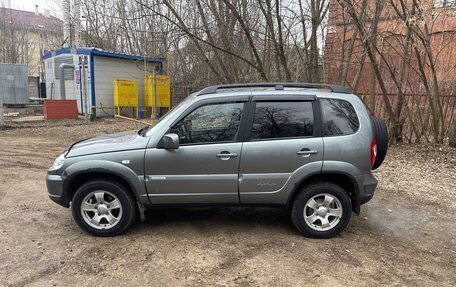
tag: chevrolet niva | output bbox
[47,83,387,238]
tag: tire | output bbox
[291,182,351,239]
[71,180,136,237]
[370,116,388,170]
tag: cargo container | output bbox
[0,64,29,106]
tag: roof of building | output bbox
[0,7,62,33]
[42,47,165,64]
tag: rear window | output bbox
[251,101,314,140]
[321,99,359,136]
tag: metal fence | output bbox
[28,76,39,99]
[359,93,456,144]
[0,95,3,126]
[0,64,29,106]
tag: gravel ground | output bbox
[0,118,455,286]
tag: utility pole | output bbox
[153,68,157,119]
[63,0,71,47]
[74,0,81,47]
[80,55,89,121]
[81,15,88,46]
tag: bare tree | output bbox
[0,8,33,66]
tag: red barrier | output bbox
[43,100,78,119]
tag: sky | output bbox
[2,0,62,18]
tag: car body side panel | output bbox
[239,138,323,204]
[321,95,373,176]
[321,161,363,177]
[239,161,323,204]
[321,95,377,205]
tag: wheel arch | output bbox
[65,171,140,204]
[60,160,148,206]
[287,172,360,214]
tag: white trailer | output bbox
[42,48,165,117]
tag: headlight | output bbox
[49,153,65,171]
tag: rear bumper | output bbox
[355,173,378,205]
[46,174,70,207]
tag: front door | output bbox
[145,101,246,204]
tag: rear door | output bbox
[238,96,324,204]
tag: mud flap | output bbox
[137,202,146,222]
[352,198,360,214]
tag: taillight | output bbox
[371,138,377,168]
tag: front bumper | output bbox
[46,174,70,207]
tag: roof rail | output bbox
[196,82,351,96]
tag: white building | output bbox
[42,47,165,117]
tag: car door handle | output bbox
[216,152,238,159]
[297,149,318,157]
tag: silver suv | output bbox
[46,83,387,238]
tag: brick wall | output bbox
[323,0,456,97]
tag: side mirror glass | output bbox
[162,133,179,149]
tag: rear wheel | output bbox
[72,180,136,236]
[291,182,351,238]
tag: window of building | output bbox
[250,101,314,140]
[433,0,456,8]
[54,56,74,80]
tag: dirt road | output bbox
[1,119,455,286]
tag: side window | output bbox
[171,102,244,144]
[321,99,359,136]
[251,101,314,140]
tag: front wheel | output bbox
[71,180,136,236]
[291,182,351,238]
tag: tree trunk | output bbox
[449,116,456,148]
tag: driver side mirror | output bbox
[162,133,179,149]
